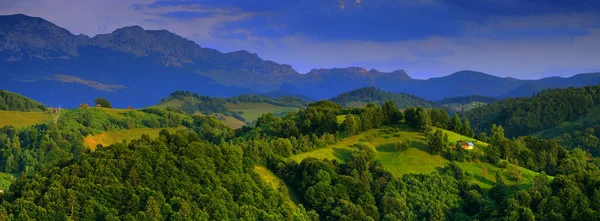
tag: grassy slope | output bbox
[291,124,542,192]
[0,110,53,127]
[156,99,299,127]
[155,99,185,109]
[225,103,299,122]
[212,113,246,129]
[156,100,247,129]
[84,127,184,150]
[253,166,302,207]
[533,104,600,137]
[94,107,145,119]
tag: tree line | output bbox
[330,87,438,109]
[0,90,46,112]
[464,85,600,137]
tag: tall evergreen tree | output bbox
[463,119,474,138]
[450,113,463,133]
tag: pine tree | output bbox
[463,119,474,138]
[450,113,463,133]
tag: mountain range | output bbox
[2,14,600,108]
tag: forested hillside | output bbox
[0,90,46,112]
[440,95,497,104]
[465,85,600,137]
[329,87,437,109]
[0,91,599,220]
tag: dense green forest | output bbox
[329,87,438,109]
[464,85,600,138]
[440,95,497,104]
[0,90,47,112]
[228,94,308,108]
[0,91,600,220]
[536,119,600,156]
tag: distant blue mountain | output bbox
[2,14,600,107]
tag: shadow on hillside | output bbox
[434,166,446,174]
[509,183,532,192]
[377,143,396,152]
[473,174,496,187]
[333,147,352,161]
[395,123,418,132]
[411,141,429,152]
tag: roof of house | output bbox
[457,141,474,146]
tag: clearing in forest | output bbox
[83,127,183,150]
[290,124,544,192]
[0,110,53,127]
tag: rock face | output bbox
[2,14,600,107]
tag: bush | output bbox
[395,140,412,152]
[94,98,112,108]
[359,134,377,142]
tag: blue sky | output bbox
[2,0,600,79]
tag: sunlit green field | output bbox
[0,110,53,127]
[84,127,185,150]
[253,166,302,206]
[225,103,299,122]
[290,123,546,192]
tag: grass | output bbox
[336,114,358,124]
[212,113,246,129]
[225,103,299,122]
[156,99,185,109]
[290,123,547,192]
[94,107,147,119]
[533,104,600,137]
[84,127,184,150]
[253,166,302,206]
[0,110,54,127]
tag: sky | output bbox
[2,0,600,79]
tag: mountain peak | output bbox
[390,69,412,80]
[111,25,145,34]
[442,70,499,80]
[0,14,85,60]
[0,13,42,23]
[226,50,260,59]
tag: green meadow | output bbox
[290,123,547,192]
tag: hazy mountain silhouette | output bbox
[2,14,600,107]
